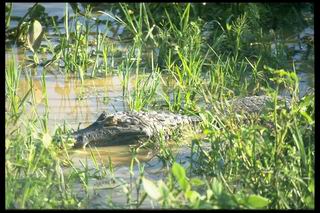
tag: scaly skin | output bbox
[72,95,290,148]
[72,111,201,148]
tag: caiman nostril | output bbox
[72,135,83,148]
[73,134,89,148]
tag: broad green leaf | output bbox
[185,190,200,202]
[172,162,186,180]
[142,178,161,200]
[178,177,190,192]
[190,178,205,186]
[27,20,43,53]
[172,162,190,191]
[246,194,270,208]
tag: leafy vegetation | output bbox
[5,3,314,209]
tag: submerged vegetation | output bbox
[5,3,314,209]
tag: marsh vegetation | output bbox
[5,3,314,209]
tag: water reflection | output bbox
[17,75,136,130]
[62,140,195,209]
[68,145,155,167]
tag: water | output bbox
[17,74,131,129]
[13,72,200,208]
[6,3,314,209]
[12,3,70,18]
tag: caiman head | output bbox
[72,112,152,148]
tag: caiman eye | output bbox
[105,116,117,125]
[97,112,107,122]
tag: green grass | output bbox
[5,2,314,209]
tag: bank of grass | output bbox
[5,3,314,209]
[192,72,314,208]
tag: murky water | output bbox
[13,73,198,208]
[17,75,131,129]
[7,3,314,209]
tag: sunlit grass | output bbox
[5,2,314,209]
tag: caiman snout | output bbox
[72,133,89,148]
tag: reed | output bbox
[5,2,314,209]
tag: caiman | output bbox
[72,111,201,148]
[72,95,290,148]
